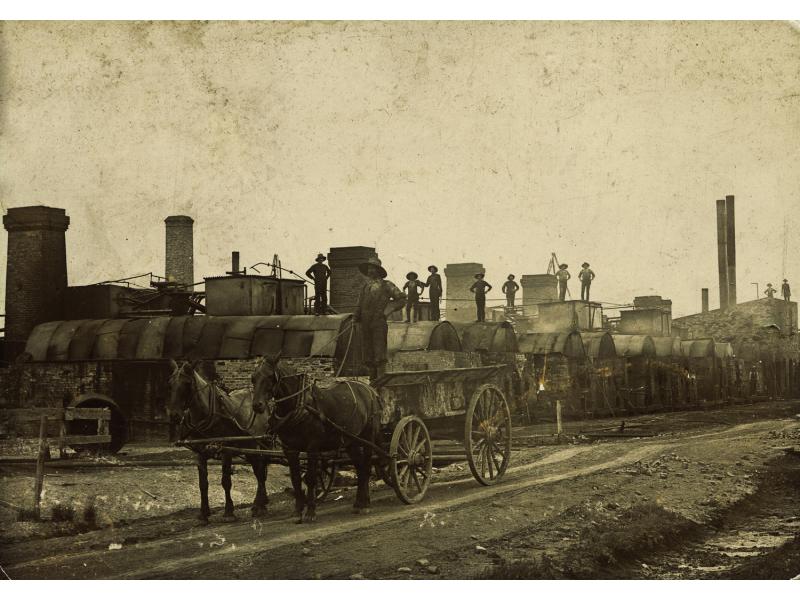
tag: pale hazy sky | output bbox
[1,21,798,318]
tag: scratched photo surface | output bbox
[0,21,799,582]
[0,21,797,317]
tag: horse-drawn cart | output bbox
[371,364,513,504]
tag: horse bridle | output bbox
[169,364,219,437]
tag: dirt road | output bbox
[2,400,799,579]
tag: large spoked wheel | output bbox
[389,416,433,504]
[465,383,512,486]
[300,459,338,502]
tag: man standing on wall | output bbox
[470,273,492,322]
[782,279,791,302]
[424,265,442,321]
[305,253,331,315]
[556,264,571,301]
[353,257,406,383]
[501,274,519,307]
[764,283,777,298]
[402,272,425,323]
[579,262,595,301]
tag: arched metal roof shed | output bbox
[386,321,462,356]
[611,335,656,358]
[652,336,682,358]
[680,338,716,358]
[517,332,586,359]
[450,321,518,353]
[24,315,354,362]
[580,332,616,360]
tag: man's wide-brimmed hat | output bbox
[315,253,326,262]
[784,279,789,282]
[582,262,590,268]
[428,265,438,273]
[474,273,485,279]
[507,274,515,279]
[358,257,387,278]
[559,264,568,269]
[407,271,418,280]
[766,283,774,287]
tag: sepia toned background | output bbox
[0,21,798,318]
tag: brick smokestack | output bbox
[725,195,737,307]
[164,215,194,288]
[328,246,378,314]
[3,206,70,361]
[716,199,728,310]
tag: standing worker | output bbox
[782,279,791,302]
[305,253,331,315]
[353,257,406,383]
[501,274,519,307]
[764,283,777,298]
[424,265,442,321]
[556,264,571,301]
[579,262,595,301]
[402,272,425,323]
[469,273,492,322]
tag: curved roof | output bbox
[386,321,462,356]
[517,332,585,359]
[611,335,656,358]
[24,315,354,362]
[652,336,682,358]
[580,332,616,360]
[680,338,715,358]
[450,321,518,353]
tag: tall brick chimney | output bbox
[164,215,194,289]
[3,206,70,361]
[328,246,378,314]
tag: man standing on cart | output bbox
[305,253,331,314]
[354,257,406,384]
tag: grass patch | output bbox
[481,502,695,579]
[82,500,98,528]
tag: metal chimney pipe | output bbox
[231,251,240,274]
[716,199,729,310]
[725,195,737,306]
[702,288,709,313]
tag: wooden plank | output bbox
[60,435,112,446]
[34,416,48,519]
[1,407,110,422]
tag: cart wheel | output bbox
[373,461,394,487]
[465,383,512,486]
[300,460,338,502]
[389,416,432,504]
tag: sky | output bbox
[1,21,798,319]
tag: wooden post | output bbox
[59,409,67,459]
[33,415,48,520]
[555,399,563,436]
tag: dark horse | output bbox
[167,360,270,524]
[252,355,381,523]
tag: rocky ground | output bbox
[1,399,799,580]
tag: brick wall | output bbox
[673,297,798,341]
[387,350,482,372]
[212,356,335,389]
[444,262,484,322]
[3,206,70,362]
[164,215,194,287]
[328,246,377,314]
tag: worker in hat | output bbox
[579,262,595,301]
[353,257,406,383]
[424,265,442,321]
[403,272,425,323]
[305,253,331,315]
[764,283,777,298]
[782,279,791,302]
[501,274,519,308]
[556,264,571,301]
[469,273,492,322]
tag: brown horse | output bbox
[251,355,381,523]
[167,360,270,524]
